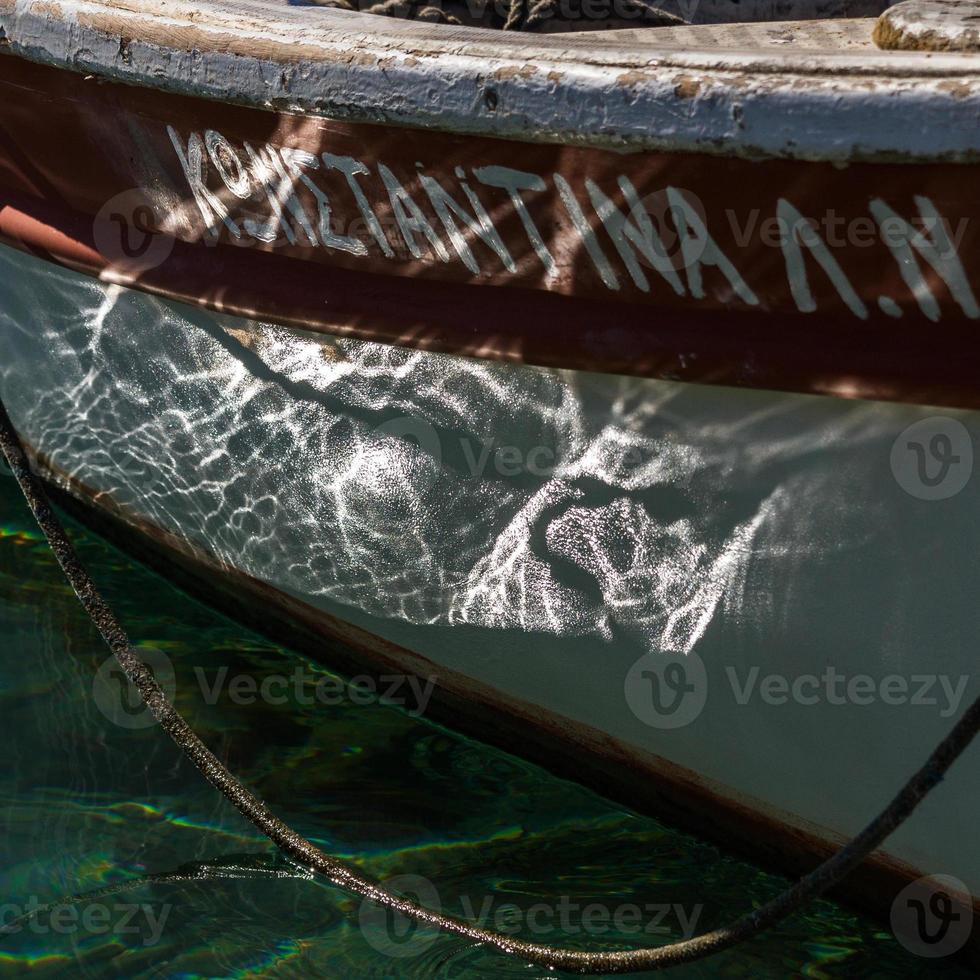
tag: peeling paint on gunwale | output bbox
[4,0,980,160]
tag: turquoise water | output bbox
[0,470,969,978]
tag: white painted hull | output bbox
[1,241,977,912]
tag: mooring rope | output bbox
[0,396,977,974]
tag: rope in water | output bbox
[1,395,977,974]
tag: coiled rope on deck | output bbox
[502,0,681,31]
[310,0,683,30]
[0,396,977,974]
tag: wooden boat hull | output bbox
[1,0,979,957]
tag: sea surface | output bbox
[0,470,969,978]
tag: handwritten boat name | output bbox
[167,125,979,322]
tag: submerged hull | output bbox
[0,240,977,947]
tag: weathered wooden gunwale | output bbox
[5,0,980,160]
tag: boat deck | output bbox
[574,17,879,48]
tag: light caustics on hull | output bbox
[0,241,977,912]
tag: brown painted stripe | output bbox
[4,188,980,411]
[2,53,980,409]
